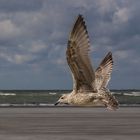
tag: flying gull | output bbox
[55,15,119,110]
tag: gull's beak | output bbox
[54,101,60,106]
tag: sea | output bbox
[0,90,140,107]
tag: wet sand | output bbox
[0,107,139,140]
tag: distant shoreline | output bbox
[0,104,140,108]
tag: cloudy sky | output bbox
[0,0,139,89]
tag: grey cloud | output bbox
[0,0,139,89]
[0,0,43,12]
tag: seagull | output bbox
[55,15,119,110]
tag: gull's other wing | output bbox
[95,52,113,90]
[66,15,96,93]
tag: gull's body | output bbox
[55,15,118,110]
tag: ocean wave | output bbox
[131,92,140,96]
[0,92,16,96]
[124,92,140,96]
[49,92,57,95]
[112,92,122,95]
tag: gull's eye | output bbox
[61,97,64,99]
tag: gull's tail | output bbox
[100,88,119,110]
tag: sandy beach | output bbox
[0,107,139,140]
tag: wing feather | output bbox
[95,52,113,90]
[66,15,96,93]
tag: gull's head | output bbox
[54,94,69,106]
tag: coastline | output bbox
[0,104,140,107]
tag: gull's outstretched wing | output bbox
[66,15,96,93]
[95,52,113,90]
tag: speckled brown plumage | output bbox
[55,15,119,110]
